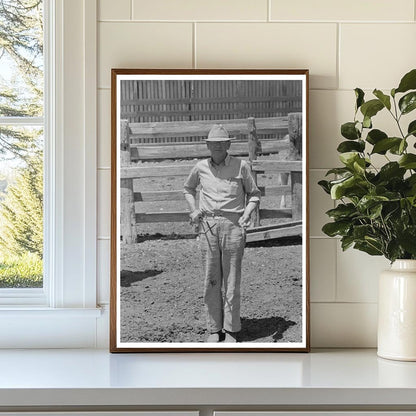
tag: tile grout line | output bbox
[193,22,197,69]
[267,0,271,22]
[98,19,415,24]
[311,301,378,305]
[309,236,338,239]
[336,22,340,90]
[333,231,339,303]
[130,0,133,20]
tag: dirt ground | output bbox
[120,237,302,343]
[119,155,304,344]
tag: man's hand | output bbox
[238,214,251,229]
[189,209,202,225]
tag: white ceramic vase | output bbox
[378,259,416,361]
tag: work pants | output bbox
[198,214,246,333]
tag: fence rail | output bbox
[133,185,292,203]
[129,117,290,139]
[135,209,293,224]
[121,95,301,106]
[129,139,289,161]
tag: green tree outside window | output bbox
[0,0,44,288]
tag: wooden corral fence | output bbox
[120,79,302,143]
[120,114,303,244]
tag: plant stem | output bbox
[390,97,406,139]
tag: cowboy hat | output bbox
[206,124,235,142]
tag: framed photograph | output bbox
[110,69,310,352]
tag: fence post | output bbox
[290,171,302,221]
[288,112,303,220]
[247,117,260,227]
[288,112,302,159]
[278,112,301,210]
[120,119,136,244]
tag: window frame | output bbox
[0,1,49,304]
[0,0,100,348]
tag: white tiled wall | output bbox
[96,0,416,347]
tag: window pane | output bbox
[0,126,43,288]
[0,0,44,290]
[0,0,44,117]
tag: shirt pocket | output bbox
[227,178,240,196]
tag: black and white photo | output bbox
[110,69,309,352]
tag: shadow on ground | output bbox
[120,269,163,287]
[239,316,297,342]
[136,233,195,243]
[246,236,302,248]
[135,234,302,247]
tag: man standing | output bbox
[183,124,261,343]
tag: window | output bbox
[0,0,45,295]
[0,0,99,350]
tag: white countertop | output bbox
[0,348,416,407]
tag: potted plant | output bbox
[319,68,416,361]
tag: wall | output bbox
[96,0,416,348]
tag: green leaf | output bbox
[373,89,391,110]
[399,139,407,155]
[330,176,354,199]
[318,180,331,194]
[329,175,354,186]
[405,174,416,196]
[346,154,369,172]
[399,154,416,169]
[353,158,366,174]
[407,196,416,207]
[330,175,365,200]
[395,69,416,94]
[339,152,360,167]
[326,203,356,219]
[410,206,416,222]
[353,224,373,240]
[400,198,411,210]
[354,241,383,256]
[389,139,408,155]
[377,162,406,182]
[366,129,388,145]
[371,137,402,154]
[398,227,416,255]
[363,115,372,129]
[355,88,365,110]
[357,195,389,212]
[341,122,360,140]
[369,203,383,220]
[337,140,365,153]
[406,174,416,187]
[407,120,416,138]
[360,99,384,119]
[386,240,402,263]
[341,235,355,251]
[399,92,416,115]
[325,167,352,176]
[384,203,400,222]
[365,236,384,251]
[322,221,351,237]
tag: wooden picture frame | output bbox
[110,69,310,352]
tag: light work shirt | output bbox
[183,154,261,215]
